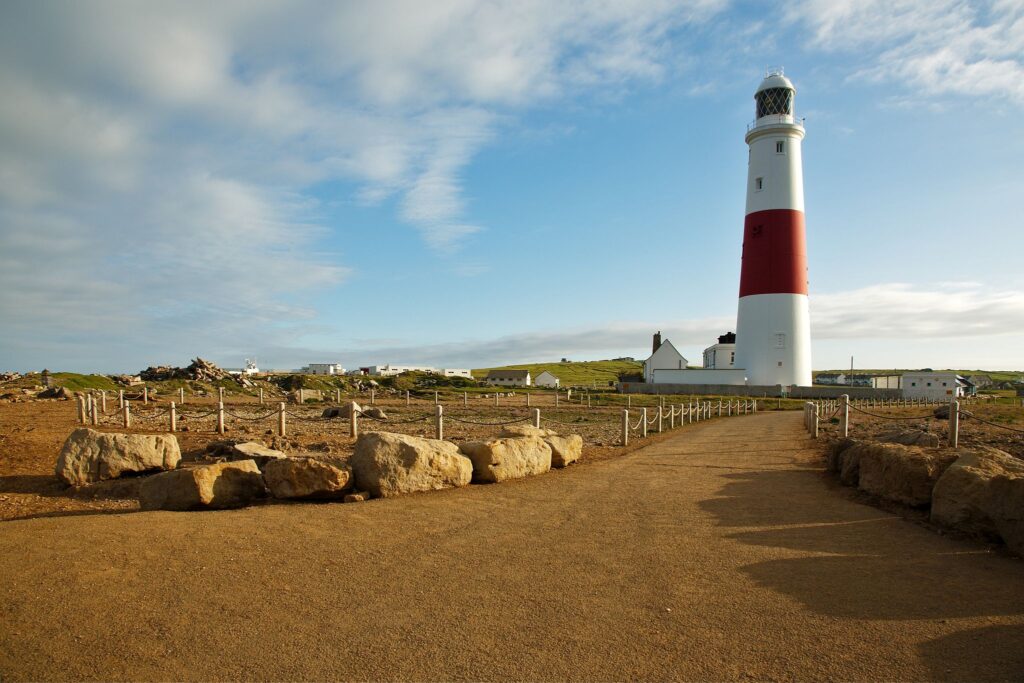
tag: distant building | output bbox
[815,372,846,386]
[902,372,974,400]
[534,371,560,388]
[612,356,635,362]
[354,365,448,377]
[441,368,473,378]
[702,332,736,370]
[486,369,531,387]
[643,332,688,383]
[867,375,902,390]
[967,374,993,389]
[305,363,344,375]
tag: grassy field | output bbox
[472,360,643,387]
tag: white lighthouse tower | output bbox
[733,69,812,387]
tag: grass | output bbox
[472,360,643,387]
[814,369,1023,383]
[50,373,120,391]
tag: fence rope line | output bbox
[175,409,220,419]
[224,409,279,421]
[630,416,645,431]
[445,415,531,426]
[356,411,434,424]
[847,404,935,421]
[959,410,1024,434]
[540,416,619,426]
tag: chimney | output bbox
[652,331,662,354]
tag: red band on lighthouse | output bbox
[739,209,808,297]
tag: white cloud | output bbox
[788,0,1024,105]
[0,0,727,370]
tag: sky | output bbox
[1,0,1023,374]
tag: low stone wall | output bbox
[618,382,902,399]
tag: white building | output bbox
[702,332,737,370]
[305,363,345,375]
[902,372,973,400]
[534,371,560,388]
[486,370,531,387]
[441,368,473,378]
[243,359,260,375]
[644,333,688,383]
[815,372,846,386]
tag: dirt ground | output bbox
[2,410,1023,681]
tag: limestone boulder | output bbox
[499,425,581,467]
[499,424,558,438]
[932,447,1024,543]
[139,460,266,511]
[459,436,552,483]
[838,442,866,486]
[988,475,1024,557]
[350,432,472,498]
[323,401,360,419]
[56,428,181,486]
[207,440,287,467]
[826,438,858,474]
[262,457,352,500]
[546,434,583,468]
[855,442,957,507]
[362,407,387,419]
[878,429,941,448]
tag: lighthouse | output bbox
[733,69,812,387]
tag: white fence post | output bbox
[641,408,648,438]
[217,401,225,434]
[218,386,224,403]
[669,405,675,429]
[90,396,99,425]
[370,388,375,405]
[76,396,86,424]
[119,390,125,410]
[170,402,177,432]
[463,391,467,407]
[840,394,850,438]
[657,405,663,433]
[278,402,286,437]
[812,404,819,439]
[350,405,359,438]
[143,386,149,404]
[621,409,629,446]
[949,398,959,448]
[101,391,107,414]
[533,408,541,429]
[436,405,444,440]
[181,387,186,404]
[526,392,531,408]
[123,403,131,429]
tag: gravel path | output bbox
[2,411,1023,681]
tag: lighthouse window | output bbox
[776,141,785,153]
[755,177,763,191]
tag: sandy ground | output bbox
[1,411,1022,681]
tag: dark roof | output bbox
[486,369,530,379]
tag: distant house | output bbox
[305,363,344,375]
[815,372,846,386]
[967,374,993,389]
[643,332,688,383]
[441,369,473,378]
[534,371,560,388]
[703,332,736,370]
[486,369,531,387]
[903,372,974,400]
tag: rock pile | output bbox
[0,371,22,382]
[828,438,1024,555]
[139,357,232,382]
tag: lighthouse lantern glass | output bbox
[756,88,793,118]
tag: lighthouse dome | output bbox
[754,69,795,119]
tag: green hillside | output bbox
[472,360,643,387]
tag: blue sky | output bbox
[2,0,1023,373]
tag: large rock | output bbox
[139,460,266,511]
[878,429,941,448]
[855,442,957,507]
[323,401,360,419]
[932,447,1024,542]
[546,434,583,468]
[361,406,387,419]
[262,457,351,499]
[459,436,552,483]
[350,432,472,498]
[826,438,857,474]
[499,425,581,468]
[988,475,1024,557]
[207,440,287,467]
[56,428,181,486]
